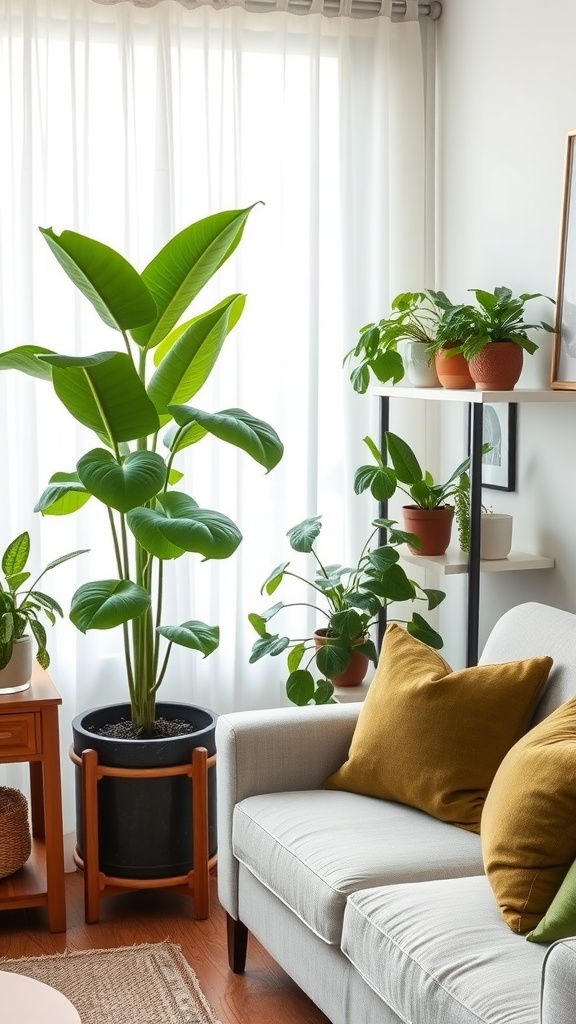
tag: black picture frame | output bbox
[468,403,517,492]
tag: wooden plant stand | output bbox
[69,744,217,923]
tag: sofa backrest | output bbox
[479,602,576,725]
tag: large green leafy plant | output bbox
[0,532,85,670]
[249,514,444,706]
[0,207,283,734]
[428,286,554,360]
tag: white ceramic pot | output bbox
[0,636,33,695]
[480,513,513,560]
[403,341,439,387]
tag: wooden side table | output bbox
[0,666,66,932]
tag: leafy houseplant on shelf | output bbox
[0,206,284,888]
[355,434,481,557]
[249,514,445,706]
[0,532,85,695]
[345,291,452,392]
[433,286,555,390]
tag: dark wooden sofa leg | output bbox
[226,913,249,973]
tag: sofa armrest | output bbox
[541,938,576,1024]
[216,703,360,918]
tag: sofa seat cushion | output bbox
[233,790,483,945]
[342,875,546,1024]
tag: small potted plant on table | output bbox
[0,532,85,694]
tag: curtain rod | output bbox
[90,0,442,20]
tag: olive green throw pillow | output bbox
[324,624,553,834]
[482,696,576,934]
[527,857,576,944]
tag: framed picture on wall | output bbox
[468,403,517,491]
[552,129,576,388]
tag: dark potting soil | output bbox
[92,717,199,740]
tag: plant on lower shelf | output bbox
[0,207,284,735]
[0,531,85,670]
[354,433,489,556]
[248,514,445,706]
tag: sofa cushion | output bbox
[233,789,483,945]
[325,623,553,833]
[482,694,576,934]
[342,875,545,1024]
[527,856,576,943]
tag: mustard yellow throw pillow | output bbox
[482,695,576,934]
[325,624,552,834]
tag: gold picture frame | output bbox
[552,129,576,389]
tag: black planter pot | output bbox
[72,701,217,880]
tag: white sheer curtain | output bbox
[0,0,430,827]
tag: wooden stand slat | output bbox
[70,744,216,924]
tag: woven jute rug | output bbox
[0,940,223,1024]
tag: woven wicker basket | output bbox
[0,787,31,879]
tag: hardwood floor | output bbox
[0,870,331,1024]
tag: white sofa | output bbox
[216,603,576,1024]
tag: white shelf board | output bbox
[374,386,576,404]
[400,548,555,576]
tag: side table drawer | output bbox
[0,713,40,757]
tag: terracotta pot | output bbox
[313,629,369,687]
[434,348,474,390]
[402,506,454,556]
[0,636,33,695]
[468,342,523,390]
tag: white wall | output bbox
[435,0,576,664]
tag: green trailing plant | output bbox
[0,207,284,735]
[0,532,85,670]
[345,290,453,393]
[428,286,554,361]
[249,514,445,706]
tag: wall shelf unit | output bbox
[375,386,573,665]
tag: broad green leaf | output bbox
[163,419,207,454]
[286,669,315,706]
[312,679,336,704]
[76,448,166,513]
[6,572,30,591]
[147,295,246,421]
[330,609,364,641]
[248,613,269,638]
[367,546,400,572]
[354,465,397,502]
[40,227,156,330]
[355,637,378,666]
[422,588,446,611]
[406,613,444,650]
[261,562,289,596]
[169,406,284,472]
[363,565,416,602]
[2,533,29,578]
[249,634,290,663]
[385,432,423,484]
[287,516,322,553]
[350,364,370,394]
[287,643,306,673]
[316,638,352,678]
[370,350,405,385]
[35,472,91,516]
[0,345,55,381]
[42,352,160,443]
[157,620,219,657]
[127,490,241,560]
[344,590,381,616]
[70,579,151,632]
[131,205,257,349]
